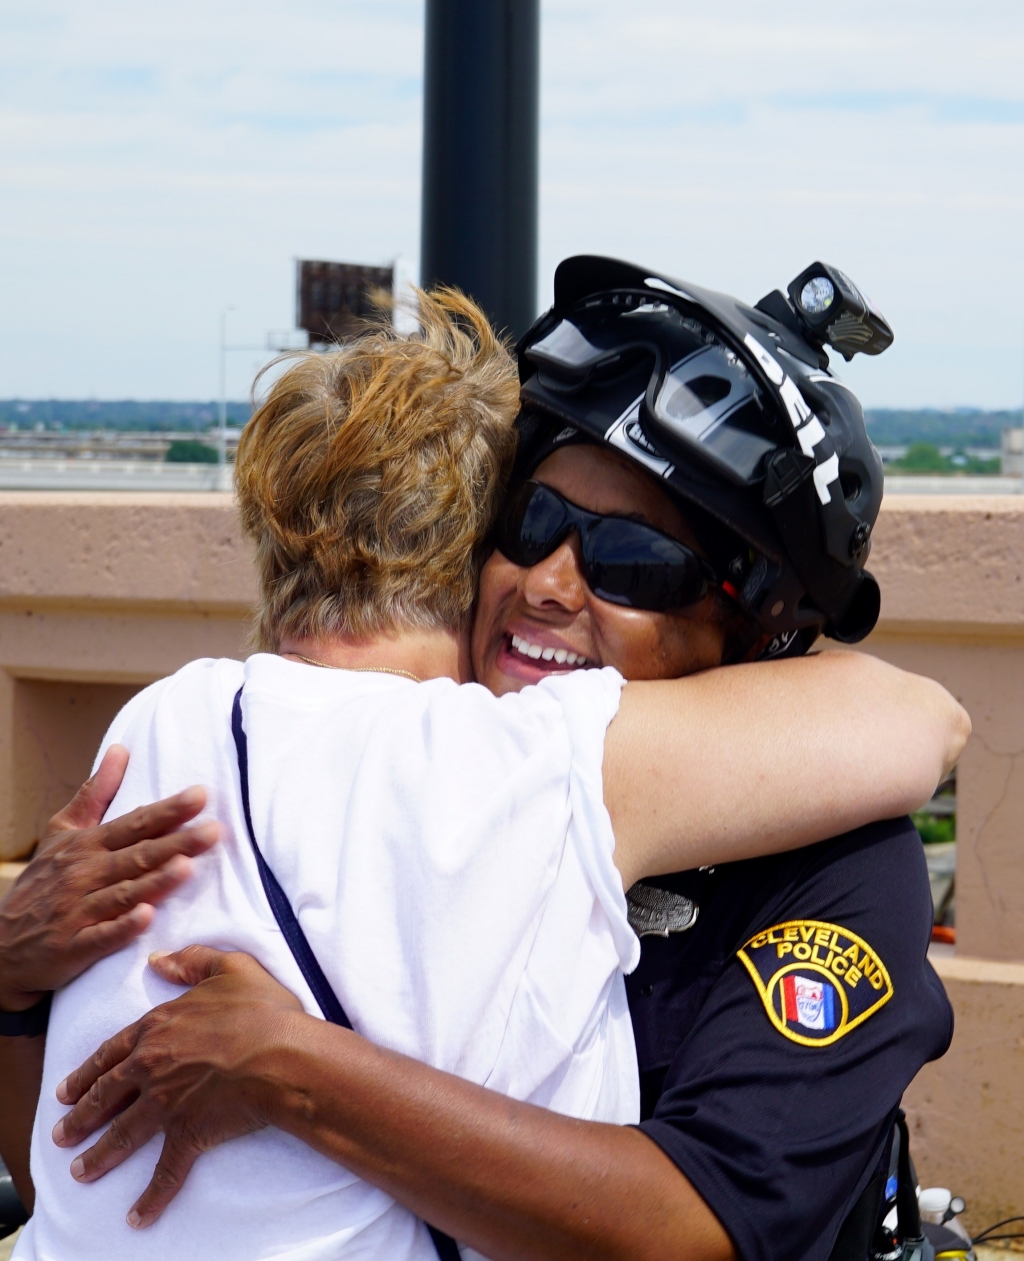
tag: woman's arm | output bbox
[606,650,970,888]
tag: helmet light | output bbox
[799,276,835,316]
[787,262,894,361]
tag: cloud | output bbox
[768,90,1024,125]
[0,0,1021,406]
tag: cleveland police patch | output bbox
[737,919,893,1047]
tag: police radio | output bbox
[864,1111,974,1261]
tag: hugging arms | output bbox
[1,649,966,1261]
[1,267,970,1261]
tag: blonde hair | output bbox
[235,288,519,651]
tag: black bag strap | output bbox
[894,1108,925,1254]
[231,688,350,1028]
[230,687,460,1261]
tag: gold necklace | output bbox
[285,652,422,683]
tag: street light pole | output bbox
[420,0,539,341]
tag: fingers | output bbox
[148,944,234,988]
[71,1121,200,1227]
[65,1099,160,1186]
[44,745,131,836]
[88,745,132,822]
[68,904,156,968]
[148,946,306,1015]
[80,854,191,925]
[56,1021,141,1111]
[97,786,208,853]
[82,823,220,925]
[126,1137,199,1228]
[102,823,220,886]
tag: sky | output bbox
[1,1,1023,407]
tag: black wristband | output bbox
[0,991,52,1037]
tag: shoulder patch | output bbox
[737,919,893,1047]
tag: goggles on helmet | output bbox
[524,295,777,489]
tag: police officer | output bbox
[502,254,951,1259]
[0,257,951,1261]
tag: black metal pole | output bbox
[420,0,539,341]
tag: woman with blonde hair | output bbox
[18,290,965,1261]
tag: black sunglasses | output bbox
[493,481,716,613]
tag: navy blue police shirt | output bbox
[625,816,952,1261]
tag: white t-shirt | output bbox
[18,654,640,1261]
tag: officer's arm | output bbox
[606,649,969,887]
[0,747,214,1210]
[0,1035,44,1210]
[57,946,735,1260]
[257,1018,737,1261]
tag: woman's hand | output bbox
[0,746,218,1012]
[53,946,308,1228]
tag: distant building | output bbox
[1002,427,1023,477]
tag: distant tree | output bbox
[0,400,252,432]
[165,439,219,464]
[892,442,949,473]
[888,442,999,475]
[960,453,1001,475]
[912,811,954,845]
[865,408,1015,448]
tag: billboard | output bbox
[296,260,394,345]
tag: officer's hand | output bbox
[53,945,307,1228]
[0,746,219,1012]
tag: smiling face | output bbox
[472,443,742,696]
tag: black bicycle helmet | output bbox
[515,255,893,657]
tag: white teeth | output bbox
[508,634,588,667]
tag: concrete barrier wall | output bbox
[0,493,253,857]
[865,496,1024,965]
[0,490,1021,1228]
[859,496,1024,1230]
[904,955,1024,1234]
